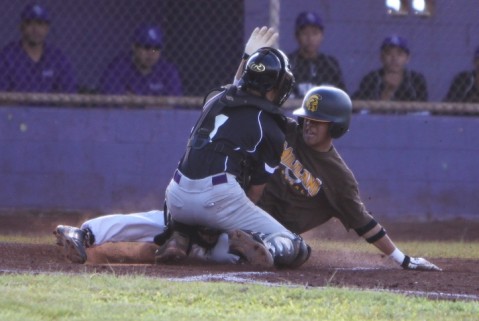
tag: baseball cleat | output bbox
[402,256,442,271]
[228,229,274,268]
[53,225,88,264]
[154,231,189,263]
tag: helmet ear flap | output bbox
[329,123,347,139]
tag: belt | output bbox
[173,170,228,186]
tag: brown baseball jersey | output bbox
[258,120,373,234]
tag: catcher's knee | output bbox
[262,231,311,268]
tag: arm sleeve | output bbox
[0,50,10,91]
[166,64,183,96]
[414,72,428,101]
[444,73,468,102]
[326,56,347,92]
[55,53,77,93]
[352,73,376,100]
[249,113,285,185]
[98,64,123,94]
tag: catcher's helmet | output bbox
[239,47,294,106]
[293,86,352,138]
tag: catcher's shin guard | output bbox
[228,230,274,268]
[261,231,311,268]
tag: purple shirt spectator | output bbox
[99,24,183,96]
[0,41,76,93]
[99,53,183,96]
[0,3,76,93]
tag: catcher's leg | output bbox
[227,229,274,268]
[256,231,311,268]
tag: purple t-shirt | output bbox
[99,53,183,96]
[0,41,76,93]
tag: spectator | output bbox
[0,3,76,93]
[444,46,479,102]
[99,24,183,96]
[353,35,428,103]
[287,12,346,98]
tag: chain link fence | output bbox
[0,0,243,98]
[0,1,478,114]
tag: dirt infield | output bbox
[1,212,478,301]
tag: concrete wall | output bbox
[1,106,478,221]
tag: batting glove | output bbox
[244,26,279,57]
[401,256,442,271]
[207,233,240,264]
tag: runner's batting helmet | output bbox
[293,86,352,138]
[239,47,295,106]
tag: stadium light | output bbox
[386,0,408,15]
[411,0,434,17]
[386,0,434,17]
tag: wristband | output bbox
[401,255,411,269]
[242,52,250,60]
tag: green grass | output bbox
[0,235,53,244]
[0,274,477,321]
[308,240,479,259]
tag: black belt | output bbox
[173,170,228,186]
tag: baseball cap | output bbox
[133,24,163,49]
[295,12,324,32]
[381,35,410,54]
[21,3,51,23]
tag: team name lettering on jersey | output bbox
[281,142,322,196]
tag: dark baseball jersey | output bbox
[179,89,286,185]
[352,68,428,102]
[258,121,373,234]
[167,88,291,235]
[287,50,346,98]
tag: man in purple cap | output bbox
[444,46,479,103]
[288,11,346,98]
[0,3,76,93]
[98,24,183,97]
[353,35,428,104]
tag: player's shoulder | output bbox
[151,59,180,75]
[317,52,340,66]
[0,41,20,55]
[406,69,427,82]
[43,43,71,59]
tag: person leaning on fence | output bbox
[0,3,77,93]
[352,35,428,105]
[444,46,479,103]
[98,24,183,96]
[287,11,347,99]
